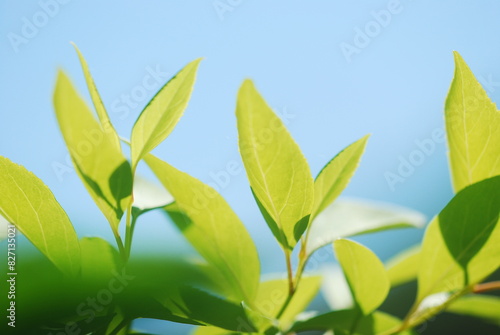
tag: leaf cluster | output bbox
[0,48,499,335]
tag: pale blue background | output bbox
[1,1,500,333]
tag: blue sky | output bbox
[1,0,500,332]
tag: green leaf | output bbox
[334,239,390,315]
[236,79,314,250]
[0,156,80,276]
[79,237,121,282]
[417,176,500,302]
[446,295,500,324]
[291,309,414,335]
[179,287,258,332]
[131,58,202,170]
[53,70,133,230]
[192,327,238,335]
[145,154,260,303]
[313,135,369,219]
[386,245,421,287]
[307,198,425,257]
[71,43,121,151]
[252,276,321,329]
[120,256,215,326]
[445,51,500,193]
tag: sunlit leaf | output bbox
[236,79,314,250]
[131,59,202,170]
[307,198,425,257]
[192,327,237,335]
[313,135,369,219]
[334,239,390,315]
[417,176,500,302]
[445,51,500,193]
[251,275,321,330]
[446,295,500,324]
[71,42,121,151]
[291,309,414,335]
[179,287,257,332]
[53,70,132,230]
[145,154,260,303]
[386,245,421,287]
[79,237,120,282]
[0,156,80,276]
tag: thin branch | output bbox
[473,281,500,294]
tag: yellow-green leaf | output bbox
[291,309,414,335]
[71,43,121,151]
[192,326,237,335]
[236,79,314,250]
[53,70,132,231]
[254,276,321,329]
[446,295,500,324]
[145,154,260,303]
[131,59,202,170]
[334,239,390,315]
[0,156,80,276]
[445,51,500,193]
[313,135,369,219]
[417,176,500,302]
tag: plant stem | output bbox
[473,281,500,294]
[276,292,294,320]
[124,205,134,261]
[276,250,296,320]
[349,310,362,335]
[112,228,126,262]
[286,250,294,295]
[293,246,307,289]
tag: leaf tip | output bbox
[54,68,70,92]
[452,51,466,68]
[240,78,255,91]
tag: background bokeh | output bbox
[1,1,500,334]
